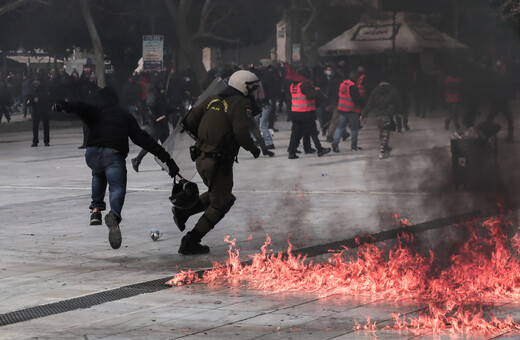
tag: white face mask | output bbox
[324,70,333,77]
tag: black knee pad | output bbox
[223,194,236,215]
[203,194,237,229]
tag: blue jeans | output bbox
[259,104,273,146]
[334,111,360,149]
[85,147,127,221]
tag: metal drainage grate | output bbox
[0,210,485,327]
[0,277,171,327]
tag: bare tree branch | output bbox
[163,0,207,90]
[198,0,214,34]
[192,32,240,45]
[163,0,178,21]
[207,6,235,34]
[0,0,34,16]
[302,0,317,32]
[178,0,191,17]
[79,0,106,87]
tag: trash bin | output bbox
[450,137,498,190]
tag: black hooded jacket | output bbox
[65,87,171,161]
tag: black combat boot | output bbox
[317,147,331,157]
[131,158,140,172]
[178,229,210,255]
[172,199,205,232]
[331,142,339,153]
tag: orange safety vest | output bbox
[338,79,361,113]
[357,73,367,99]
[290,82,316,112]
[445,76,461,103]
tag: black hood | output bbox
[377,82,393,94]
[96,87,119,107]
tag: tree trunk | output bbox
[294,0,319,66]
[79,0,106,88]
[164,0,208,92]
[174,18,206,91]
[301,28,318,66]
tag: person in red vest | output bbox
[357,65,368,100]
[331,70,365,152]
[444,73,462,130]
[287,66,331,159]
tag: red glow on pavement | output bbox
[166,213,520,335]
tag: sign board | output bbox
[292,44,301,63]
[353,24,400,41]
[142,35,164,71]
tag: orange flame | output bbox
[167,213,520,335]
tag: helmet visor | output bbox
[248,81,264,101]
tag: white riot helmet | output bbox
[227,70,259,96]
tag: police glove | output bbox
[251,147,261,159]
[166,159,180,178]
[52,100,69,112]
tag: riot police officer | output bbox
[173,70,261,255]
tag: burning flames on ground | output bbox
[166,212,520,335]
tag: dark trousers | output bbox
[0,104,11,122]
[445,102,460,129]
[327,108,339,138]
[194,156,235,234]
[316,106,332,135]
[402,92,410,128]
[22,96,31,117]
[377,116,392,152]
[32,110,50,145]
[288,120,323,154]
[268,98,277,129]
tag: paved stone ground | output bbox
[0,106,519,339]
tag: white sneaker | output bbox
[269,129,275,136]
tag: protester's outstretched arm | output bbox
[53,100,98,124]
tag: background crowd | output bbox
[0,55,516,149]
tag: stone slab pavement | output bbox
[0,107,519,339]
